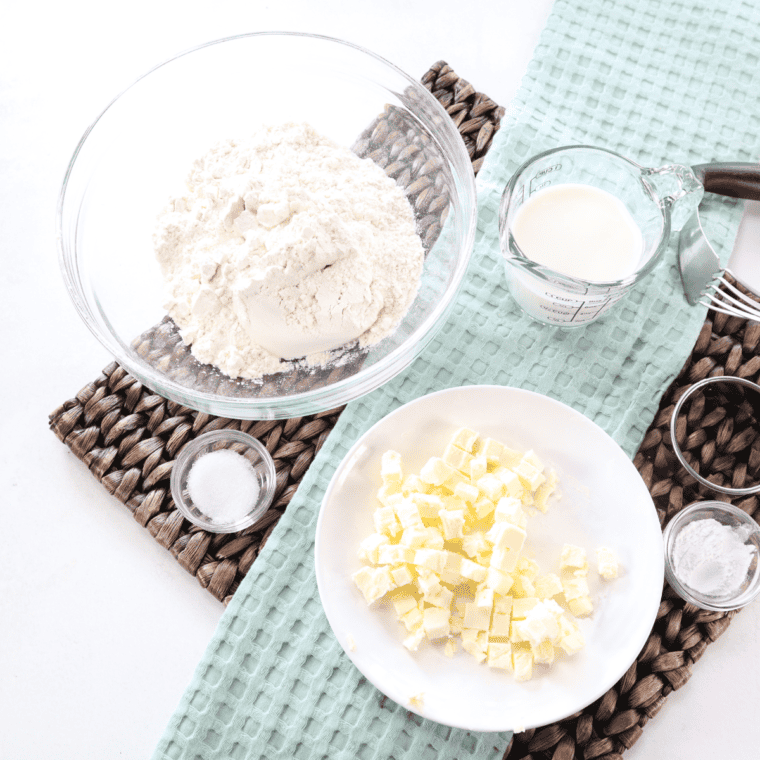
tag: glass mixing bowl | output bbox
[58,33,477,420]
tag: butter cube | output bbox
[532,640,555,665]
[459,558,488,583]
[469,455,488,482]
[487,522,526,553]
[395,499,424,530]
[424,585,454,610]
[493,468,524,499]
[513,649,534,681]
[510,621,529,643]
[481,438,521,468]
[401,607,424,632]
[534,470,557,512]
[373,506,401,538]
[511,573,535,598]
[490,611,512,638]
[493,496,527,527]
[352,566,395,605]
[559,544,588,572]
[403,627,426,651]
[393,595,418,618]
[475,586,494,610]
[415,568,442,596]
[442,469,469,493]
[461,629,488,662]
[390,564,414,587]
[472,496,496,520]
[400,526,428,549]
[377,544,414,566]
[461,532,489,559]
[558,616,585,654]
[380,450,404,486]
[511,597,539,619]
[488,524,526,573]
[401,473,430,496]
[420,457,458,486]
[562,575,590,601]
[449,427,479,453]
[514,600,563,646]
[596,547,619,580]
[487,641,514,670]
[463,601,492,631]
[439,509,465,540]
[485,567,514,595]
[477,474,504,502]
[377,483,403,507]
[493,595,514,616]
[409,492,444,518]
[357,533,390,564]
[413,548,448,574]
[442,443,474,474]
[516,557,540,580]
[534,573,563,599]
[420,527,445,550]
[514,459,546,492]
[454,481,480,505]
[444,637,458,658]
[567,595,594,617]
[521,449,544,471]
[443,550,463,574]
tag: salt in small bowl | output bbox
[663,501,760,611]
[171,429,276,533]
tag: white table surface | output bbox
[2,2,759,759]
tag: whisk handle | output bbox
[692,162,760,202]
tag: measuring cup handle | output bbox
[692,162,760,202]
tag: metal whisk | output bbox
[700,268,760,321]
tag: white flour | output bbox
[154,122,425,380]
[672,517,756,597]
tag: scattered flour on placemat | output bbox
[153,122,425,380]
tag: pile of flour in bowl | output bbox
[154,122,425,380]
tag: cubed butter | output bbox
[358,533,390,564]
[380,450,404,486]
[352,566,395,605]
[443,443,474,474]
[439,509,465,540]
[596,546,619,579]
[469,455,488,482]
[559,544,588,571]
[513,649,534,681]
[449,427,479,453]
[390,564,415,587]
[567,595,594,617]
[487,642,513,670]
[420,456,458,486]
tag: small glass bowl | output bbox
[663,501,760,611]
[170,430,277,533]
[670,375,760,497]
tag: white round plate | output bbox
[314,385,664,732]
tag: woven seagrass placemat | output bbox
[49,62,759,760]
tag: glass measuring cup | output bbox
[498,145,703,327]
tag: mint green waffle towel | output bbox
[153,2,760,758]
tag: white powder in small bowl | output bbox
[187,449,260,524]
[672,517,756,597]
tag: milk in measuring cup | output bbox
[511,184,643,282]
